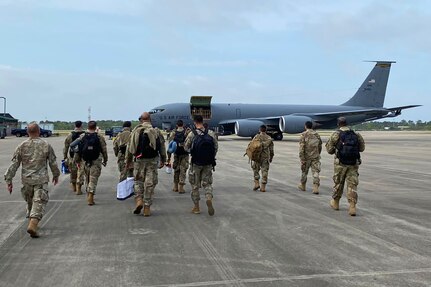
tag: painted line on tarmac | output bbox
[145,267,431,287]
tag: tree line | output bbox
[353,120,431,131]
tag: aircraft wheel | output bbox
[273,133,283,141]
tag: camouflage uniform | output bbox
[63,129,85,186]
[4,138,60,220]
[184,129,218,203]
[299,129,322,187]
[251,133,274,185]
[113,127,132,182]
[326,126,365,204]
[168,127,189,187]
[126,122,167,207]
[73,132,108,195]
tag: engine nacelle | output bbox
[235,120,264,137]
[279,115,312,134]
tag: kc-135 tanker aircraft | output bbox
[150,61,420,140]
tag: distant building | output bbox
[39,121,55,132]
[0,113,19,137]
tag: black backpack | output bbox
[80,133,101,163]
[69,131,84,157]
[191,129,215,166]
[174,130,187,155]
[135,130,160,159]
[336,130,360,165]
[119,145,127,154]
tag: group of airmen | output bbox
[4,112,364,238]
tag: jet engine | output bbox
[235,120,264,137]
[279,115,312,134]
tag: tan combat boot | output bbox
[206,199,215,216]
[27,218,40,238]
[76,184,82,195]
[143,205,151,217]
[349,201,356,216]
[178,184,185,194]
[133,197,144,214]
[330,198,340,210]
[70,183,77,192]
[260,183,266,192]
[253,180,260,191]
[172,183,179,192]
[312,184,319,194]
[87,193,95,206]
[297,183,306,191]
[191,202,200,214]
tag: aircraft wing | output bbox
[307,105,421,121]
[309,108,390,119]
[385,105,422,116]
[219,117,279,126]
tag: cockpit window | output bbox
[149,109,165,114]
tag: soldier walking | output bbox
[326,117,365,216]
[63,120,85,194]
[126,112,166,217]
[113,121,133,182]
[4,123,60,238]
[297,121,322,194]
[248,125,274,192]
[167,120,189,194]
[70,121,108,206]
[184,115,218,216]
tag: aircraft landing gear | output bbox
[272,132,283,141]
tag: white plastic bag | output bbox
[165,163,173,174]
[116,177,135,200]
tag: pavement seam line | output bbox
[143,267,431,287]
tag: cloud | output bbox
[303,1,431,53]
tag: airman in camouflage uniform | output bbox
[251,125,274,192]
[63,120,85,194]
[184,115,218,216]
[167,120,189,194]
[4,123,60,238]
[113,121,132,182]
[71,121,108,206]
[298,121,322,194]
[326,117,365,216]
[126,112,166,217]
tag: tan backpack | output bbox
[245,137,262,162]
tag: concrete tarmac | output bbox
[0,131,430,287]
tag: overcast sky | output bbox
[0,0,429,122]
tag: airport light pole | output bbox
[0,97,5,116]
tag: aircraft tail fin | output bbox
[342,61,395,108]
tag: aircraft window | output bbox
[149,109,165,114]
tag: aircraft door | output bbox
[236,108,241,118]
[190,96,212,120]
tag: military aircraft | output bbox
[150,61,420,140]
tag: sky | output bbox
[0,0,430,122]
